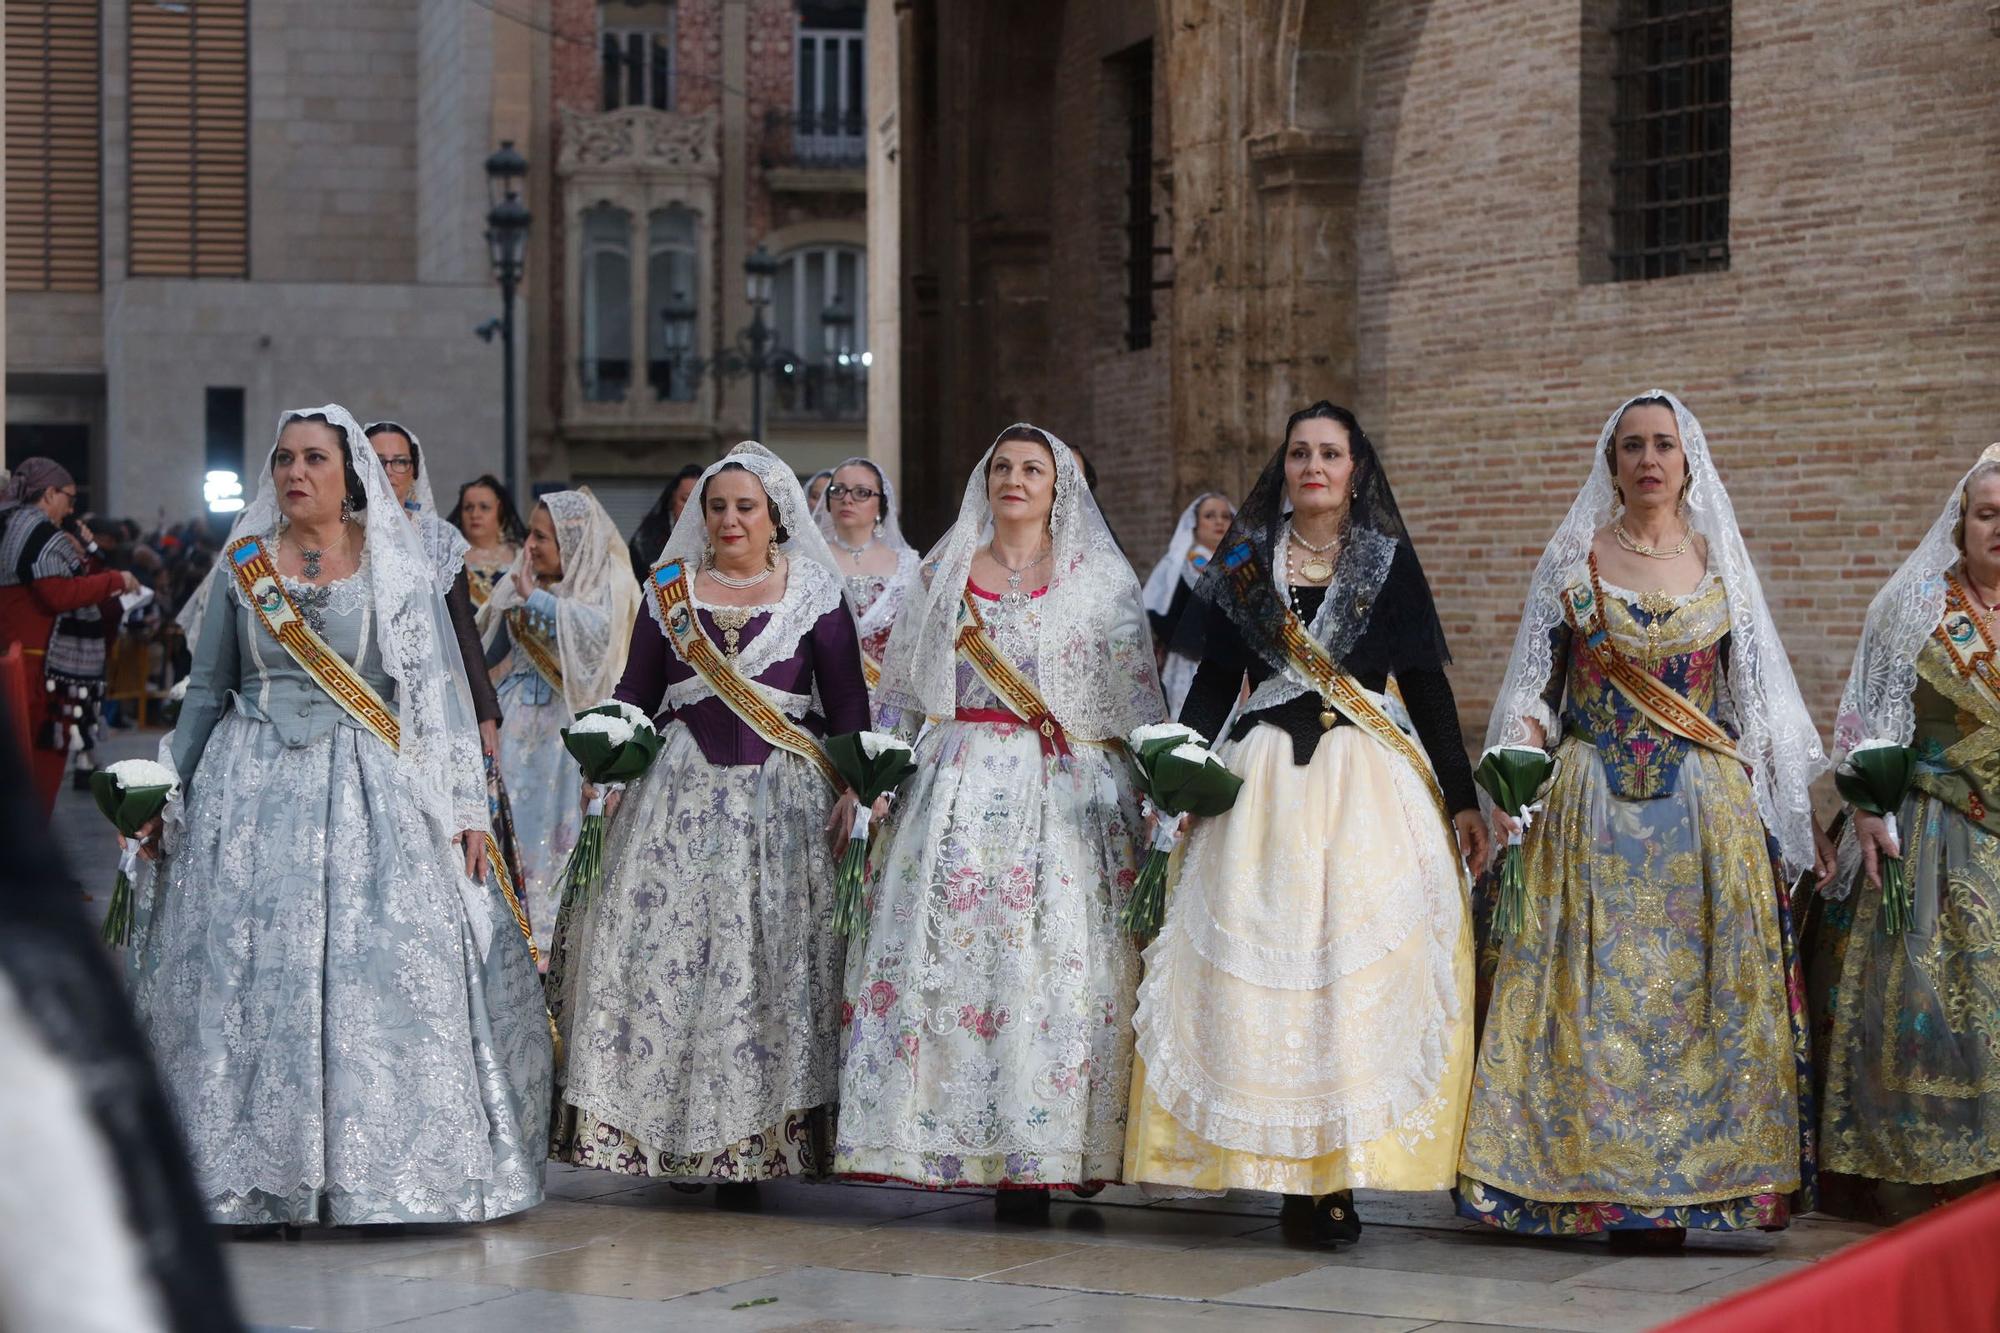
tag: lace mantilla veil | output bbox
[646,441,851,651]
[1482,390,1827,874]
[1835,444,2000,762]
[169,403,489,834]
[1142,492,1225,619]
[478,487,640,715]
[812,454,920,642]
[876,423,1165,742]
[363,419,469,591]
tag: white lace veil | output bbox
[1483,390,1826,874]
[1142,492,1225,619]
[813,454,920,642]
[363,420,468,592]
[1834,444,2000,761]
[169,404,488,834]
[877,424,1165,741]
[478,487,640,715]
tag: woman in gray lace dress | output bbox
[127,405,551,1228]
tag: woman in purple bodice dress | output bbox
[550,442,870,1205]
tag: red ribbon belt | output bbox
[954,706,1070,758]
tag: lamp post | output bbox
[483,140,530,501]
[659,245,794,442]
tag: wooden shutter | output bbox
[128,0,247,278]
[5,0,101,292]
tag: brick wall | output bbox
[1353,0,2000,755]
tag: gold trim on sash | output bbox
[225,536,541,968]
[648,559,842,789]
[862,653,883,690]
[954,592,1073,758]
[507,608,565,695]
[1564,560,1744,765]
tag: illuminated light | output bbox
[859,351,873,368]
[204,469,245,515]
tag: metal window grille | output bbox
[1118,42,1155,351]
[1610,0,1729,281]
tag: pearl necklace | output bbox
[1613,522,1692,560]
[831,529,876,558]
[706,563,772,589]
[1285,522,1339,585]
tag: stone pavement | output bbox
[52,729,1878,1332]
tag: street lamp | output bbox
[483,140,530,502]
[660,244,796,441]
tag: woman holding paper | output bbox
[553,442,870,1202]
[1460,391,1831,1248]
[1121,401,1485,1248]
[1804,444,2000,1222]
[476,488,638,954]
[834,424,1165,1216]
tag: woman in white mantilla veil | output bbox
[128,405,551,1227]
[553,442,871,1201]
[477,488,640,956]
[1799,443,2000,1223]
[836,424,1165,1216]
[1141,491,1235,714]
[814,454,919,695]
[1458,391,1829,1248]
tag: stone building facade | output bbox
[5,0,525,520]
[876,0,2000,744]
[530,0,871,532]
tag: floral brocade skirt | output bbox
[495,689,580,959]
[1456,737,1814,1235]
[1798,788,2000,1224]
[835,717,1146,1189]
[1124,722,1475,1197]
[552,723,843,1183]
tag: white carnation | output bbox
[585,699,654,733]
[1131,722,1202,748]
[857,731,912,761]
[1168,741,1222,766]
[569,713,636,747]
[105,758,178,791]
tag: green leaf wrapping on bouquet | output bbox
[1473,746,1555,938]
[1147,749,1243,818]
[89,772,174,949]
[1834,743,1919,936]
[825,732,919,940]
[559,726,662,785]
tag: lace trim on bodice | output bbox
[653,557,842,708]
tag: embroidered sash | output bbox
[1931,574,2000,762]
[861,653,883,691]
[226,536,539,966]
[649,559,842,788]
[506,608,565,694]
[954,592,1071,758]
[1272,604,1452,825]
[1563,567,1744,765]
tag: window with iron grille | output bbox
[6,0,101,292]
[1112,40,1155,351]
[1610,0,1729,281]
[600,1,674,112]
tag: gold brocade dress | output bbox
[1802,631,2000,1222]
[1457,573,1813,1235]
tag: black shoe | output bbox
[993,1189,1052,1223]
[1309,1191,1362,1247]
[1278,1193,1316,1227]
[714,1182,761,1211]
[1608,1225,1685,1253]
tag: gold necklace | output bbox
[1288,524,1338,584]
[1613,522,1691,560]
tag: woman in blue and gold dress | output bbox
[1804,444,2000,1222]
[1461,391,1832,1248]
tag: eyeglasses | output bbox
[825,484,879,502]
[378,458,414,474]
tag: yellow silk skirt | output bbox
[1124,722,1475,1195]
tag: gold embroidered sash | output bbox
[649,559,842,789]
[226,536,540,967]
[861,652,883,691]
[1273,604,1452,825]
[506,608,565,694]
[954,592,1074,758]
[1564,564,1744,765]
[1930,574,2000,765]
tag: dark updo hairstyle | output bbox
[276,411,367,512]
[986,424,1058,476]
[702,461,789,544]
[362,420,422,480]
[451,473,528,544]
[1603,394,1678,471]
